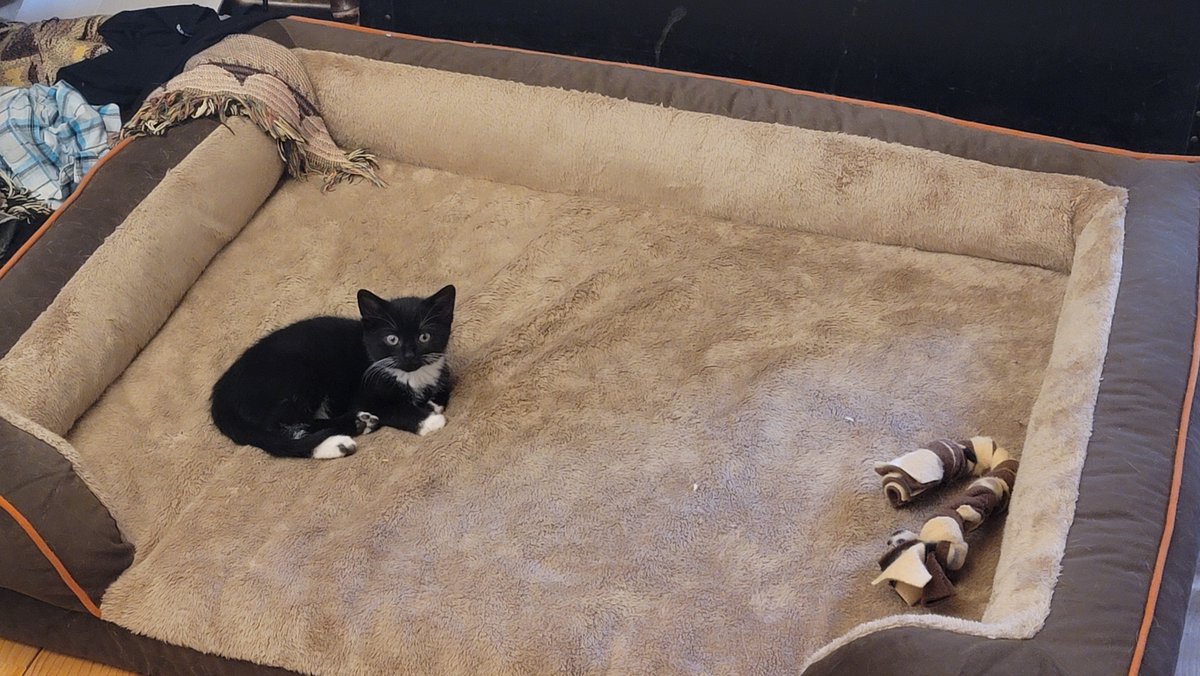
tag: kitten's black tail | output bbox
[211,400,355,459]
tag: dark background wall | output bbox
[358,0,1200,155]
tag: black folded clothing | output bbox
[59,5,285,118]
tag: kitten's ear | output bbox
[425,285,456,322]
[357,289,390,322]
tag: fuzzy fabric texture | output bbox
[71,157,1109,673]
[802,192,1123,671]
[123,35,382,189]
[296,49,1119,274]
[2,54,1126,673]
[293,59,1124,660]
[0,118,282,435]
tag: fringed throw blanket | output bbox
[123,34,383,189]
[0,171,51,264]
[0,16,109,87]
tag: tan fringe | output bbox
[0,171,53,220]
[123,90,384,190]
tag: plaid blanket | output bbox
[124,34,383,189]
[0,81,120,206]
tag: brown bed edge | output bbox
[0,121,225,636]
[0,415,125,618]
[0,18,1196,676]
[0,120,223,357]
[270,18,1200,673]
[0,588,297,676]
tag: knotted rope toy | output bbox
[873,436,1006,507]
[871,437,1019,606]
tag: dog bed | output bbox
[0,18,1197,676]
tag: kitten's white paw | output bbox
[312,435,357,459]
[356,411,381,434]
[417,413,446,436]
[430,403,445,414]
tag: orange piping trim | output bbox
[289,16,1200,163]
[290,15,1200,669]
[0,494,102,618]
[0,12,1190,643]
[0,136,134,281]
[1128,261,1200,675]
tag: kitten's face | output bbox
[357,285,455,372]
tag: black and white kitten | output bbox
[210,285,455,459]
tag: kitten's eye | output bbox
[418,332,431,343]
[384,335,399,346]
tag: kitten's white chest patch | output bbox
[386,357,445,393]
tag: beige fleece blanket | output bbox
[0,52,1124,674]
[68,161,1083,673]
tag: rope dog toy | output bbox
[873,436,1007,507]
[871,448,1019,606]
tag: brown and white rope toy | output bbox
[870,436,1019,606]
[873,436,1007,507]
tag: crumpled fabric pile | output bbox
[0,5,280,268]
[0,81,120,206]
[0,80,118,267]
[59,5,282,118]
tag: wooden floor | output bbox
[0,638,134,676]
